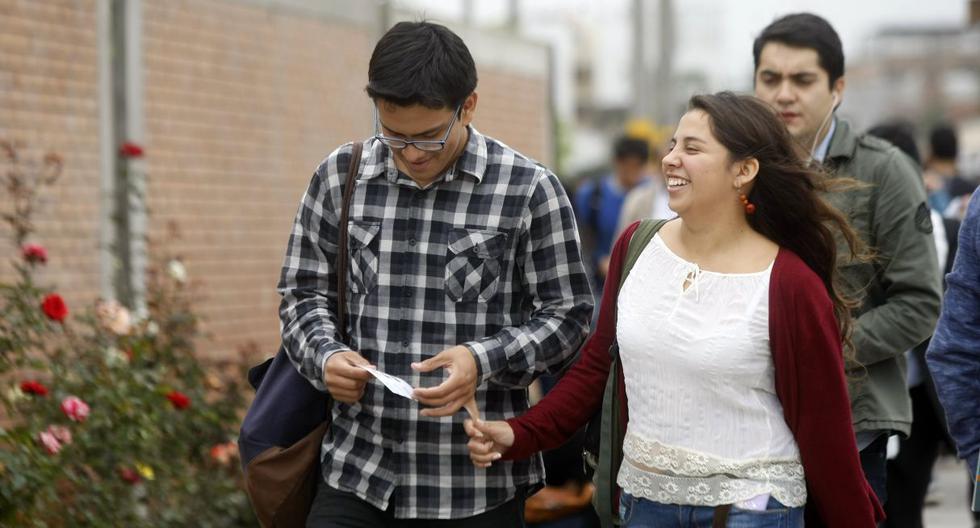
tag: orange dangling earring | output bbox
[739,191,756,215]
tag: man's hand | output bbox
[463,419,514,468]
[324,351,374,403]
[412,345,478,417]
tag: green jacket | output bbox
[823,119,942,436]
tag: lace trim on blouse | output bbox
[617,432,807,507]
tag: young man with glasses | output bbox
[277,21,594,527]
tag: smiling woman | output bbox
[464,92,884,528]
[673,93,863,340]
[661,110,749,224]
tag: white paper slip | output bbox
[734,493,770,511]
[358,366,416,399]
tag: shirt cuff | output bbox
[315,341,353,383]
[464,339,499,384]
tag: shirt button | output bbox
[402,340,410,348]
[408,238,416,246]
[405,290,413,298]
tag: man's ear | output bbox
[832,77,845,108]
[460,92,478,126]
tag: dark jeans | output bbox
[861,434,889,508]
[307,478,527,528]
[618,492,804,528]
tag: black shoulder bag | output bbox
[239,142,364,527]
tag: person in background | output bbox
[465,92,883,527]
[616,142,675,238]
[866,121,954,274]
[752,13,943,504]
[574,137,650,290]
[924,124,976,220]
[866,122,960,528]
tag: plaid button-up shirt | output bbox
[277,127,593,519]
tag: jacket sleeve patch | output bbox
[915,202,934,234]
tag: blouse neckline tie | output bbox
[682,263,702,301]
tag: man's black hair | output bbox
[613,136,650,163]
[753,13,845,87]
[366,21,477,109]
[929,124,958,160]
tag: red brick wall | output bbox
[474,69,553,167]
[0,0,103,312]
[143,2,554,364]
[142,0,375,361]
[3,0,553,365]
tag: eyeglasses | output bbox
[374,104,462,152]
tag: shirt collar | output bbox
[812,118,837,164]
[362,126,488,186]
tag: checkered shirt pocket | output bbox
[445,228,507,302]
[348,220,381,294]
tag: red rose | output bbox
[21,244,48,264]
[41,293,68,322]
[166,391,191,410]
[118,467,141,484]
[118,142,144,158]
[20,380,49,396]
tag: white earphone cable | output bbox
[809,93,839,159]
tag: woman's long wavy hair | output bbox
[688,91,867,357]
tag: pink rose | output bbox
[61,396,90,422]
[95,299,132,335]
[47,425,72,445]
[38,431,61,455]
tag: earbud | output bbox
[831,92,840,108]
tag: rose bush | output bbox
[0,141,257,526]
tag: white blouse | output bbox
[615,233,806,507]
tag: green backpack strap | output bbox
[619,218,669,289]
[594,218,669,527]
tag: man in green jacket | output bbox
[752,13,942,504]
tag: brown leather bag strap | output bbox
[335,141,363,346]
[712,504,732,528]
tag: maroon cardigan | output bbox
[505,221,885,527]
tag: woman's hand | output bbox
[463,419,515,468]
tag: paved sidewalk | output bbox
[924,455,977,527]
